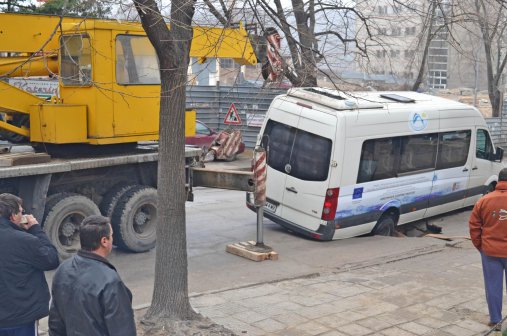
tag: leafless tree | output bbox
[133,0,197,326]
[468,0,507,116]
[201,0,375,87]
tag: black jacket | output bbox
[0,217,59,327]
[49,250,136,336]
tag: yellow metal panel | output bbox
[0,56,58,77]
[0,80,44,114]
[29,104,87,143]
[186,109,196,136]
[110,85,160,136]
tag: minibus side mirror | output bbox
[491,147,504,162]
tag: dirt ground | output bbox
[135,308,237,336]
[435,88,493,117]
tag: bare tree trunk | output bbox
[412,1,437,92]
[133,0,197,324]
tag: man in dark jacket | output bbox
[0,193,59,336]
[49,215,136,335]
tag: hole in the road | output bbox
[395,220,442,238]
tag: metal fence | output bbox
[486,117,507,149]
[186,85,286,149]
[188,86,507,150]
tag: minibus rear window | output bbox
[261,120,332,181]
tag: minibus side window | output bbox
[476,129,494,160]
[399,133,438,174]
[437,130,471,169]
[357,138,399,183]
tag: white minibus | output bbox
[246,88,504,240]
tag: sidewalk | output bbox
[185,240,497,336]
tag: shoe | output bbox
[488,322,502,331]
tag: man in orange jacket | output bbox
[469,168,507,331]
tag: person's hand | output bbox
[22,214,39,230]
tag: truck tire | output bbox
[111,186,157,252]
[43,193,101,259]
[99,183,137,218]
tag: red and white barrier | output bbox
[253,147,267,207]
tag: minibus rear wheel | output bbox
[372,213,396,236]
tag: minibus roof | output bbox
[286,88,470,111]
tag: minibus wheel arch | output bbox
[372,209,399,237]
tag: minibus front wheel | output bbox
[372,212,398,236]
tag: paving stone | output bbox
[232,310,269,324]
[272,312,309,325]
[251,318,286,333]
[292,321,331,335]
[357,317,393,331]
[212,316,263,335]
[336,323,372,336]
[293,304,338,320]
[380,326,417,336]
[454,319,489,333]
[190,295,227,307]
[439,324,478,336]
[412,316,449,329]
[316,314,355,329]
[318,331,348,336]
[397,321,433,335]
[376,310,417,325]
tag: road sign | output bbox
[224,103,242,125]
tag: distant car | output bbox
[185,120,245,161]
[185,120,217,150]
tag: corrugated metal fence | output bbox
[486,117,507,149]
[186,85,286,148]
[188,86,507,150]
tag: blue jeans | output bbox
[0,322,36,336]
[481,252,507,324]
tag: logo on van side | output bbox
[408,111,428,132]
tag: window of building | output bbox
[220,58,240,69]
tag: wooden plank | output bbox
[425,233,471,241]
[0,152,51,167]
[226,242,278,262]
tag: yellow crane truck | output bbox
[0,13,257,258]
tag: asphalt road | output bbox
[44,185,474,308]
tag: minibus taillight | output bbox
[321,188,339,221]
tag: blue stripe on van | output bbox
[247,185,488,241]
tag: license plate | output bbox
[264,201,277,212]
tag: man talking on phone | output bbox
[0,193,59,336]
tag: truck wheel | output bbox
[111,186,157,252]
[99,184,137,218]
[372,213,396,236]
[43,193,101,259]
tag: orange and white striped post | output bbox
[253,146,267,245]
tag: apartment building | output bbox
[354,0,489,91]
